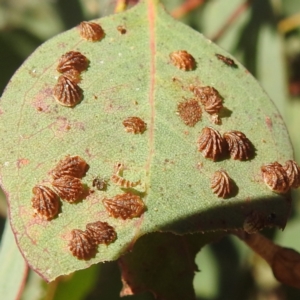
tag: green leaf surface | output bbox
[0,219,28,300]
[119,232,221,300]
[0,0,293,281]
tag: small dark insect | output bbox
[177,99,202,127]
[190,85,223,115]
[261,162,290,194]
[51,175,84,203]
[215,54,238,68]
[102,192,145,220]
[57,51,89,73]
[223,130,254,160]
[197,127,225,161]
[110,163,140,188]
[51,155,88,179]
[283,160,300,188]
[69,229,96,260]
[31,185,60,220]
[53,75,83,107]
[78,21,105,42]
[211,170,234,199]
[117,25,127,34]
[169,50,195,71]
[86,221,117,245]
[92,177,108,191]
[122,116,147,134]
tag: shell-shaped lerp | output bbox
[177,99,202,127]
[57,51,89,73]
[68,229,96,260]
[31,185,60,220]
[261,162,290,194]
[51,175,84,203]
[197,127,225,161]
[62,69,81,84]
[122,117,147,134]
[284,160,300,189]
[53,75,83,107]
[223,130,253,160]
[169,50,195,71]
[78,21,105,41]
[190,85,223,114]
[103,192,145,220]
[50,155,88,179]
[86,221,117,245]
[243,211,266,234]
[211,170,233,198]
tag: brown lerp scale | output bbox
[284,160,300,189]
[53,75,82,107]
[190,85,223,115]
[102,192,145,220]
[223,130,254,160]
[177,99,202,127]
[50,155,88,179]
[31,185,60,220]
[122,116,147,134]
[78,21,105,42]
[86,221,117,245]
[211,170,234,199]
[197,127,226,161]
[261,162,290,194]
[62,69,81,84]
[169,50,195,71]
[51,175,84,203]
[57,51,89,73]
[243,211,266,234]
[68,229,96,260]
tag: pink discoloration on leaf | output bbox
[84,148,94,158]
[61,230,73,242]
[50,117,72,137]
[16,158,30,169]
[73,121,85,131]
[57,42,68,49]
[31,87,53,113]
[265,116,273,130]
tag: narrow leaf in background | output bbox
[0,219,28,300]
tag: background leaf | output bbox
[0,219,28,300]
[119,231,222,300]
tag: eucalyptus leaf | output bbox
[0,0,293,281]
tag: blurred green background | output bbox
[1,0,300,299]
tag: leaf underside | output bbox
[0,0,293,281]
[119,231,222,300]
